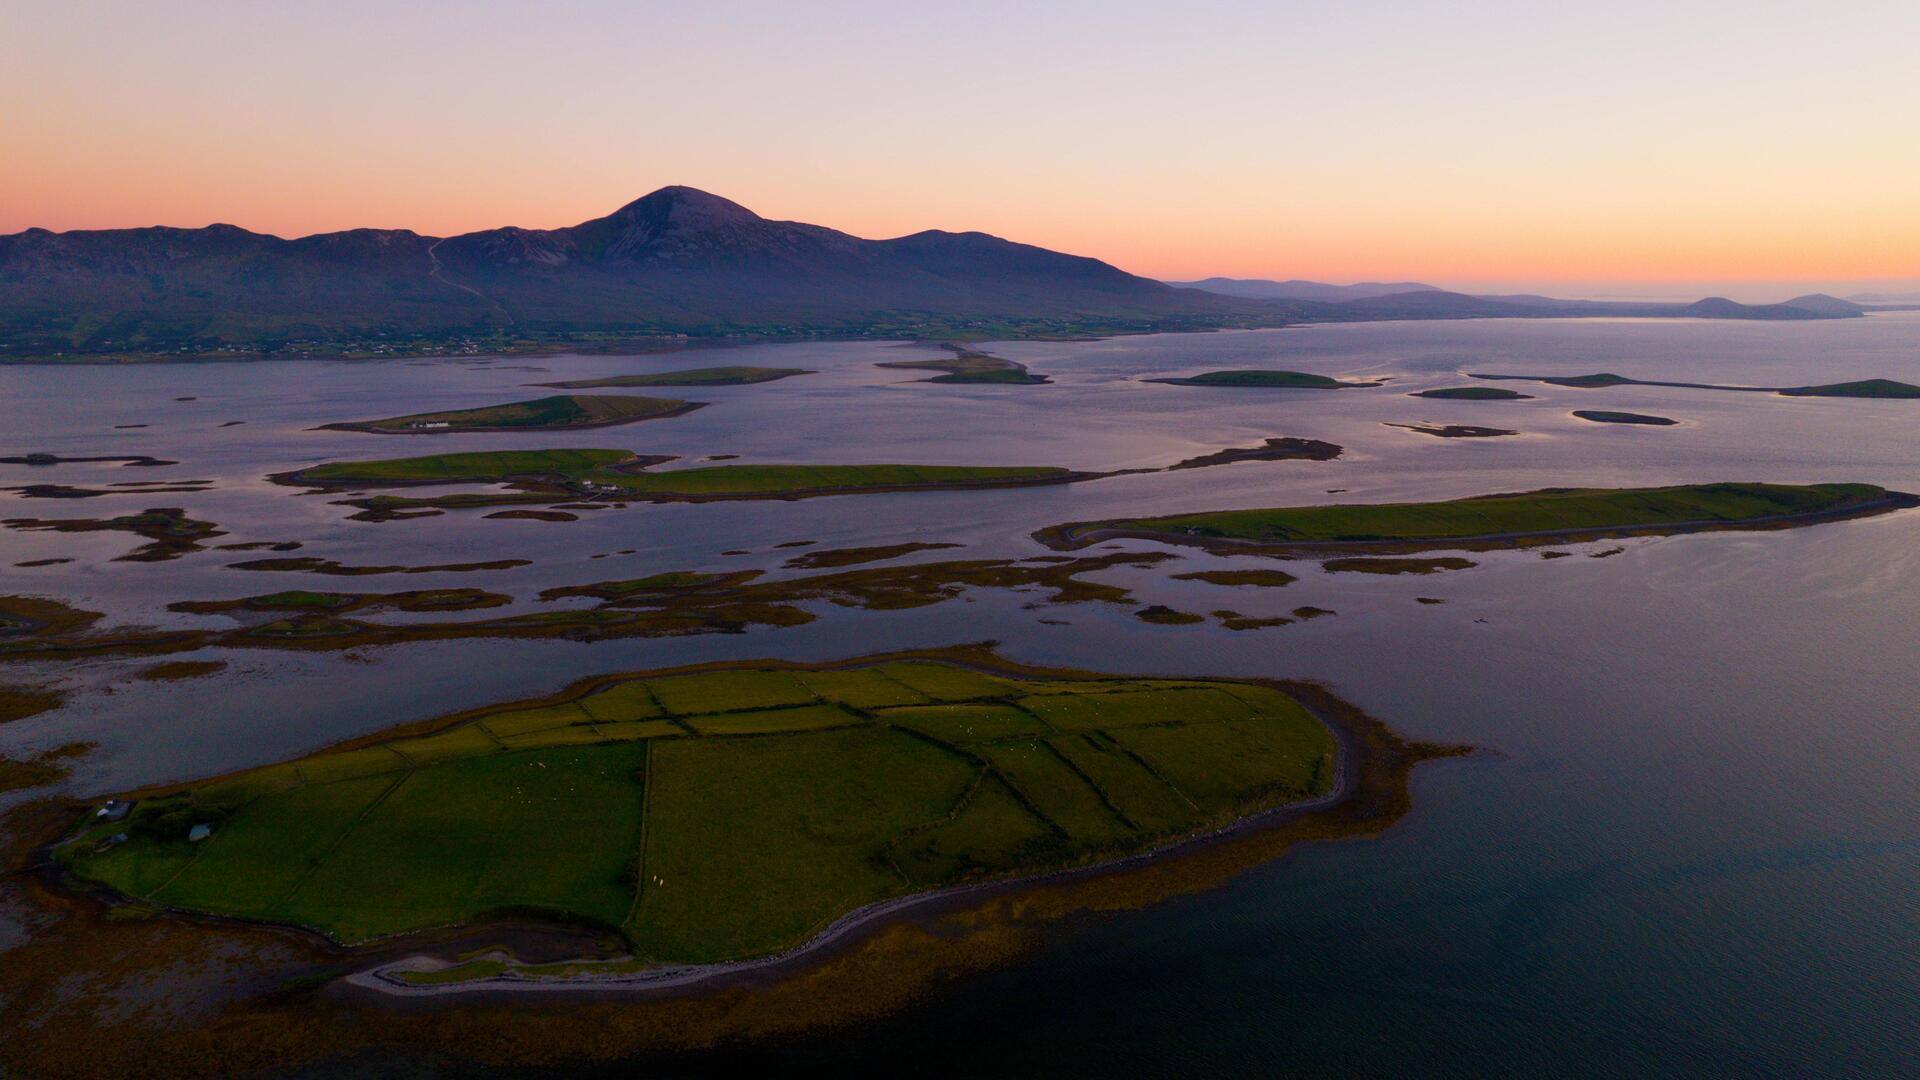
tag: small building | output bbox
[188,823,213,842]
[97,799,131,821]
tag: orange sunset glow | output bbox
[5,1,1918,297]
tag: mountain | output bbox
[1847,291,1920,303]
[1167,277,1441,301]
[0,188,1869,361]
[0,187,1260,358]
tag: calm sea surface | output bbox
[3,315,1917,1076]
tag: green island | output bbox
[1471,372,1920,399]
[1778,379,1920,398]
[1384,422,1517,439]
[319,394,701,434]
[58,655,1340,971]
[1,507,224,562]
[1411,386,1532,400]
[1572,410,1678,426]
[1167,437,1342,470]
[1146,370,1381,389]
[876,345,1048,384]
[275,448,1098,514]
[0,553,1177,663]
[532,366,813,389]
[1034,482,1916,553]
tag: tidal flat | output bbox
[5,319,1920,1076]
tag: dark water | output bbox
[4,316,1918,1075]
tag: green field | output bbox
[1041,483,1901,548]
[534,366,813,388]
[61,660,1336,964]
[1148,370,1379,389]
[325,394,696,433]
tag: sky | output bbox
[4,0,1918,299]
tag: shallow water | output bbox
[3,315,1918,1075]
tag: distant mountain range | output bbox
[1162,278,1442,302]
[1170,278,1866,322]
[0,188,1869,361]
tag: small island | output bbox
[1034,482,1916,554]
[277,449,1098,513]
[1146,370,1381,389]
[1471,372,1920,399]
[533,366,813,389]
[1778,379,1920,399]
[59,654,1341,976]
[1167,437,1343,470]
[320,394,702,434]
[1410,386,1533,400]
[876,345,1048,384]
[1572,410,1678,426]
[1384,422,1517,438]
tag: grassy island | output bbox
[1572,410,1678,426]
[1473,372,1920,400]
[1035,482,1914,553]
[321,395,701,434]
[60,655,1337,966]
[1778,379,1920,398]
[533,366,812,389]
[1411,386,1532,400]
[279,449,1094,511]
[877,346,1047,384]
[1147,370,1380,389]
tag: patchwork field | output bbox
[61,659,1337,964]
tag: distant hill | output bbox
[1176,279,1863,322]
[1286,289,1860,322]
[0,187,1262,359]
[1165,277,1441,302]
[1775,294,1867,317]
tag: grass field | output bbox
[1043,483,1898,547]
[1148,370,1379,389]
[535,366,812,388]
[326,394,695,433]
[61,659,1336,964]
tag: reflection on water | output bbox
[4,315,1919,1074]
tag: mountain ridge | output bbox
[0,187,1869,361]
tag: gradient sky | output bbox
[5,0,1917,298]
